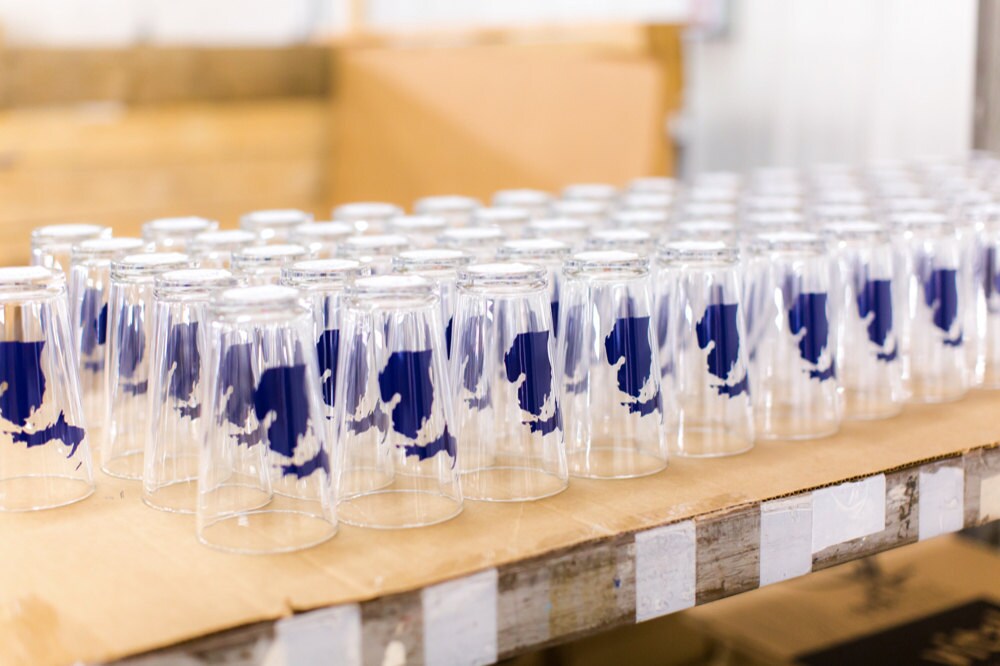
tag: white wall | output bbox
[680,0,979,174]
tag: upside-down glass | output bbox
[336,234,409,275]
[0,266,94,510]
[524,217,591,246]
[618,192,673,215]
[824,222,903,419]
[548,200,609,226]
[334,202,403,234]
[669,220,739,244]
[492,189,552,219]
[471,207,531,236]
[969,203,1000,387]
[558,251,668,478]
[609,209,670,233]
[386,215,448,248]
[280,259,370,424]
[438,226,507,261]
[497,238,571,339]
[144,268,237,512]
[414,195,480,227]
[69,237,148,432]
[198,285,336,553]
[450,263,568,500]
[104,252,192,478]
[629,177,677,194]
[679,202,738,222]
[562,183,618,203]
[657,241,753,456]
[335,275,462,528]
[142,216,218,251]
[891,212,969,402]
[584,229,656,255]
[745,232,840,439]
[31,224,110,274]
[240,209,314,243]
[393,249,473,359]
[231,244,312,285]
[189,229,259,270]
[287,221,355,259]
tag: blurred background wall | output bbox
[0,0,984,262]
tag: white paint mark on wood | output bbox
[422,569,498,666]
[918,466,965,540]
[759,494,813,586]
[811,474,886,553]
[276,604,362,666]
[634,520,696,622]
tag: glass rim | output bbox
[240,208,314,228]
[111,252,190,279]
[887,211,952,228]
[0,265,64,291]
[31,223,108,247]
[750,230,826,253]
[349,274,436,304]
[610,209,670,226]
[338,234,409,255]
[496,238,571,260]
[231,244,310,267]
[471,207,531,225]
[289,221,355,240]
[628,176,678,192]
[619,192,674,208]
[155,268,236,296]
[143,216,217,235]
[333,201,402,220]
[281,258,368,287]
[458,261,548,289]
[393,249,472,273]
[561,182,619,200]
[525,217,592,236]
[821,220,889,239]
[190,229,258,249]
[492,188,553,206]
[658,240,738,263]
[72,237,147,258]
[386,214,449,233]
[414,195,481,213]
[565,250,649,276]
[549,200,608,215]
[438,226,506,246]
[212,284,302,313]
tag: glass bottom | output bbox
[460,466,568,502]
[674,428,753,458]
[339,489,462,529]
[905,376,969,404]
[143,479,197,514]
[0,475,94,511]
[198,509,337,554]
[566,445,667,479]
[842,390,904,421]
[754,406,840,441]
[101,450,144,480]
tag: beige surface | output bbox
[684,535,1000,663]
[1,392,999,665]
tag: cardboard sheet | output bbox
[2,392,999,665]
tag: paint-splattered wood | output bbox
[103,414,1000,666]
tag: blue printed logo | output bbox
[604,316,661,416]
[378,350,455,462]
[856,278,897,362]
[503,331,560,435]
[79,287,108,373]
[457,314,490,410]
[0,340,85,457]
[923,268,962,347]
[695,303,749,397]
[116,304,147,396]
[165,322,201,418]
[315,328,340,410]
[787,293,836,381]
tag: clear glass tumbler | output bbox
[69,237,148,435]
[333,202,403,234]
[970,203,1000,387]
[492,189,553,220]
[414,195,481,227]
[104,252,192,479]
[144,268,237,512]
[825,221,904,419]
[240,209,314,243]
[657,241,753,457]
[197,285,336,553]
[31,224,110,274]
[393,249,473,359]
[524,217,592,247]
[745,232,841,440]
[231,244,312,285]
[497,239,571,340]
[336,234,409,275]
[288,221,356,259]
[450,263,568,501]
[0,266,94,510]
[335,275,462,528]
[142,216,218,251]
[438,226,507,261]
[891,212,969,402]
[558,250,668,478]
[189,229,259,270]
[386,215,449,249]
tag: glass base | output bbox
[143,479,197,514]
[566,445,667,479]
[198,509,337,554]
[339,489,462,529]
[754,406,840,441]
[842,391,904,421]
[460,466,568,502]
[101,450,144,480]
[0,475,94,511]
[674,428,753,458]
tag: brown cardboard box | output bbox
[681,536,1000,665]
[328,26,681,208]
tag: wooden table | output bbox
[2,390,998,666]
